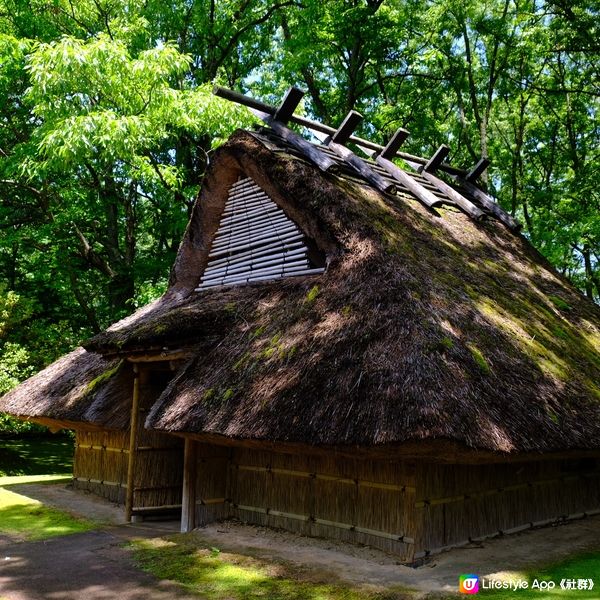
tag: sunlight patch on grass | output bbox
[128,536,412,600]
[0,474,71,486]
[0,486,95,541]
[461,552,600,599]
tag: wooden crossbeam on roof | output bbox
[212,86,468,178]
[454,178,521,230]
[328,139,396,195]
[250,108,338,173]
[466,158,490,182]
[331,111,363,145]
[417,168,485,220]
[376,155,440,208]
[423,145,450,173]
[273,87,304,124]
[379,128,409,159]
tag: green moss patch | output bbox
[549,295,572,312]
[467,344,491,374]
[128,535,413,600]
[85,360,123,395]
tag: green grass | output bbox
[0,484,95,540]
[0,474,71,486]
[128,536,412,600]
[441,552,600,599]
[0,436,74,476]
[0,437,95,541]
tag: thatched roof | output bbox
[2,129,600,454]
[0,348,131,429]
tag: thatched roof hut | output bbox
[2,125,600,561]
[83,129,600,454]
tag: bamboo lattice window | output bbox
[196,177,324,289]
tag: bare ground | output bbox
[3,481,600,597]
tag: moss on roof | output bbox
[3,130,600,453]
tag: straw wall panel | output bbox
[131,368,184,510]
[224,447,415,560]
[194,443,231,524]
[72,430,128,504]
[417,458,600,554]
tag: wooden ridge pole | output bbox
[125,364,140,522]
[213,86,468,178]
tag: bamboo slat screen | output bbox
[197,177,324,289]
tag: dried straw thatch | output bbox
[0,348,132,429]
[3,129,600,456]
[140,131,600,454]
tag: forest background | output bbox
[0,0,598,432]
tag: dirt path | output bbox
[0,525,198,600]
[2,481,600,598]
[192,516,600,594]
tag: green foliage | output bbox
[0,0,597,402]
[0,437,74,474]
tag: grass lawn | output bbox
[0,435,74,476]
[0,475,96,541]
[457,553,600,599]
[128,535,413,600]
[0,437,93,541]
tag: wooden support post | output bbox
[181,437,198,533]
[375,155,441,208]
[423,145,450,173]
[273,87,304,124]
[125,364,140,522]
[466,158,490,182]
[331,111,363,145]
[379,128,410,159]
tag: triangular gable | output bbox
[196,177,324,289]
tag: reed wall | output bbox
[73,429,129,503]
[190,444,417,561]
[72,365,184,511]
[415,457,600,557]
[186,442,600,563]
